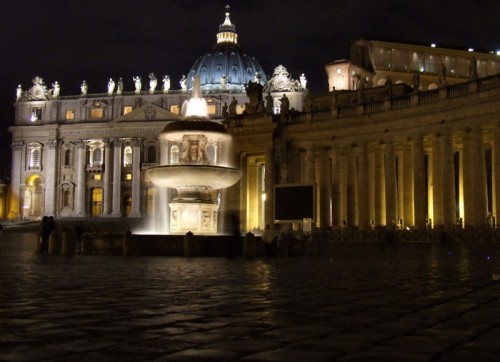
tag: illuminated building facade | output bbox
[6,7,500,235]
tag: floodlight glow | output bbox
[431,43,436,48]
[497,50,500,56]
[468,48,474,52]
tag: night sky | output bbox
[0,0,498,175]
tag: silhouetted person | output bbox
[40,216,50,253]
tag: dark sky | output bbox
[0,0,498,173]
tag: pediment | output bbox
[111,103,183,123]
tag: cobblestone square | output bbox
[1,231,500,361]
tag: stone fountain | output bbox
[146,75,242,235]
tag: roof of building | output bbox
[186,6,267,92]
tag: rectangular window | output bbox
[93,174,101,180]
[125,174,132,180]
[207,105,216,115]
[170,105,180,115]
[65,110,75,120]
[123,106,133,115]
[90,109,104,119]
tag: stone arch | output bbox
[24,174,44,219]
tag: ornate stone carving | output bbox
[145,105,156,121]
[263,65,302,93]
[27,76,49,101]
[149,73,157,94]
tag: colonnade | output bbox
[290,126,495,230]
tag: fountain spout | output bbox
[184,74,208,118]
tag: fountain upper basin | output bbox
[146,165,242,189]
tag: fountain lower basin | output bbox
[146,165,242,189]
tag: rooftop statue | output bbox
[80,80,88,96]
[245,80,264,114]
[16,85,22,100]
[162,75,170,93]
[107,78,115,95]
[149,73,157,94]
[220,74,227,90]
[265,92,273,114]
[280,94,290,118]
[117,78,124,95]
[229,97,237,117]
[411,71,420,92]
[133,76,142,94]
[51,81,60,98]
[28,76,49,100]
[469,57,478,81]
[180,75,187,92]
[438,63,447,88]
[300,73,307,89]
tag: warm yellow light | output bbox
[126,174,132,180]
[261,193,267,201]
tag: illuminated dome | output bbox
[186,6,267,92]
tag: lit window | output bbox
[92,147,103,166]
[170,105,180,115]
[91,108,104,119]
[30,108,42,122]
[125,174,132,180]
[65,110,75,120]
[123,106,133,115]
[123,146,133,167]
[207,105,216,115]
[94,174,101,180]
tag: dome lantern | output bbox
[217,5,238,45]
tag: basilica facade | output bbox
[6,7,500,235]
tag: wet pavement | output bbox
[1,231,500,361]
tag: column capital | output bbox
[11,141,24,150]
[74,140,86,149]
[112,138,123,147]
[44,139,59,149]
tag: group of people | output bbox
[39,216,57,253]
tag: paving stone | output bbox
[2,233,500,361]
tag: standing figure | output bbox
[162,75,170,93]
[107,78,115,95]
[279,94,289,115]
[52,81,60,98]
[149,73,157,93]
[300,73,307,89]
[133,76,142,94]
[117,77,124,95]
[265,92,273,114]
[469,57,478,81]
[411,71,421,92]
[80,80,88,96]
[222,102,228,119]
[40,216,50,253]
[220,74,227,90]
[16,85,22,100]
[179,75,187,92]
[229,97,237,117]
[438,63,447,87]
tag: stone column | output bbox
[303,143,315,184]
[102,140,112,215]
[402,139,414,226]
[111,139,122,217]
[431,133,443,226]
[441,130,456,226]
[346,145,356,227]
[357,143,370,230]
[265,148,274,230]
[385,141,397,227]
[493,131,500,227]
[461,130,474,225]
[318,147,331,229]
[330,146,341,228]
[9,141,24,220]
[471,128,487,226]
[374,143,385,226]
[43,140,59,216]
[130,138,142,217]
[239,153,248,232]
[74,140,86,217]
[412,135,426,228]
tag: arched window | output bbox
[170,145,179,165]
[147,145,156,163]
[64,149,72,166]
[123,146,133,167]
[93,147,102,166]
